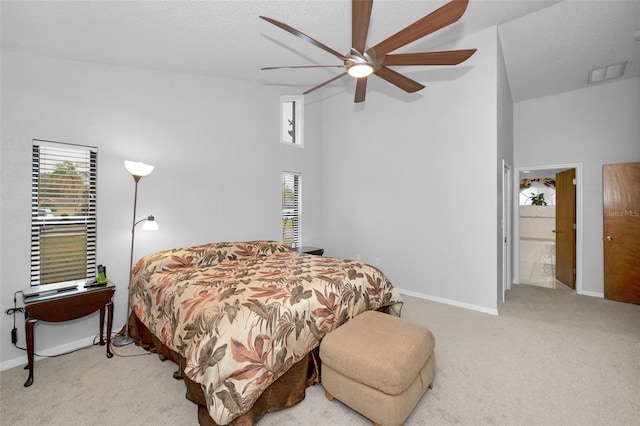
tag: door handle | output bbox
[552,230,558,233]
[606,236,613,242]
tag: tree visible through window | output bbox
[31,140,97,285]
[282,172,301,248]
[284,101,296,144]
[281,95,303,146]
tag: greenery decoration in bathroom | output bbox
[528,193,547,206]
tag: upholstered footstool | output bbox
[320,310,436,426]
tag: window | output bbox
[282,172,301,248]
[31,140,97,285]
[519,177,556,206]
[281,95,303,146]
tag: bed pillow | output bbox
[133,240,292,275]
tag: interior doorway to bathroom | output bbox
[514,164,582,293]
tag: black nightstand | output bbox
[297,246,324,256]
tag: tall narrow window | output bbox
[31,140,97,285]
[282,172,301,248]
[281,95,303,146]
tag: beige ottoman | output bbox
[320,310,436,426]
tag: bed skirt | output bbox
[126,313,321,426]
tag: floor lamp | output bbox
[112,160,158,347]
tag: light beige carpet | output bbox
[1,284,638,425]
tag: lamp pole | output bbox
[113,175,141,347]
[113,161,156,347]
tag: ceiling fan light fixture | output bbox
[348,63,374,78]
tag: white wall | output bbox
[0,52,323,368]
[318,27,501,314]
[0,26,516,368]
[514,76,640,296]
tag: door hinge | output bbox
[573,223,576,230]
[573,268,576,275]
[572,179,576,185]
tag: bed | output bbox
[127,240,403,425]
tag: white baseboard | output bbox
[0,335,98,372]
[578,290,604,298]
[397,288,499,316]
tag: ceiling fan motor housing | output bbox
[345,50,377,77]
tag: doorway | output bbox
[513,164,583,294]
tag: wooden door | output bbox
[556,169,576,289]
[603,162,640,304]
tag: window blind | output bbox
[31,140,97,285]
[282,171,301,248]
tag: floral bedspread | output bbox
[129,241,403,425]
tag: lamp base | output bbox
[112,335,134,347]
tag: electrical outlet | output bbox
[375,258,381,267]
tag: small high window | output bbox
[281,95,303,146]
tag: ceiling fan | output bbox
[260,0,477,103]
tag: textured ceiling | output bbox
[1,0,639,102]
[500,0,640,101]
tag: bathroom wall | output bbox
[519,205,556,287]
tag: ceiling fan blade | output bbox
[382,49,476,66]
[352,0,374,54]
[262,65,345,70]
[260,16,345,59]
[371,0,469,57]
[374,67,425,93]
[303,72,348,95]
[354,77,368,103]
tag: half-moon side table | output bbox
[22,280,115,387]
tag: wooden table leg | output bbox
[24,317,38,387]
[106,300,113,358]
[99,305,106,346]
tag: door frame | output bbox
[513,163,583,294]
[502,160,513,304]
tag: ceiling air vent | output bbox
[587,61,626,84]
